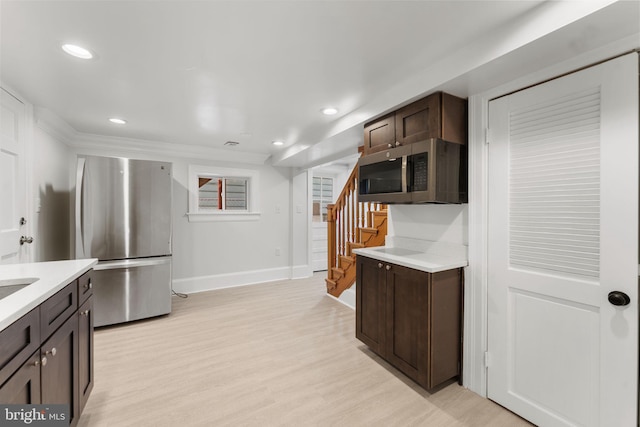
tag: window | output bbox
[188,165,260,222]
[312,176,333,222]
[198,178,248,211]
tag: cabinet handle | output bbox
[377,263,383,269]
[41,356,47,367]
[387,143,393,148]
[80,310,89,316]
[45,347,57,357]
[84,279,92,289]
[385,265,391,271]
[33,359,40,367]
[395,141,401,146]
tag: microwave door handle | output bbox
[402,155,408,193]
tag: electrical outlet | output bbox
[275,247,281,256]
[275,204,281,214]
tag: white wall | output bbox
[32,119,74,261]
[72,142,304,293]
[388,204,468,245]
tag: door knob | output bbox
[608,291,631,306]
[19,236,33,245]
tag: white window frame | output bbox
[187,164,260,222]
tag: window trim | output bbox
[187,164,260,222]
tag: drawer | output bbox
[0,308,40,387]
[77,270,93,305]
[40,281,77,340]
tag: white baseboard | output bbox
[291,264,312,280]
[172,267,291,294]
[327,286,355,310]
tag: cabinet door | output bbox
[78,297,94,413]
[384,263,430,387]
[0,308,39,387]
[355,256,386,354]
[364,114,396,154]
[0,352,41,404]
[41,315,79,427]
[395,93,441,146]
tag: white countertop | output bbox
[353,237,468,273]
[0,259,98,331]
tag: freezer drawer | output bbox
[92,257,171,327]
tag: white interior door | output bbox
[487,53,639,427]
[0,88,27,264]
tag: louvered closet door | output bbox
[487,53,638,427]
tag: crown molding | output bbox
[33,107,271,165]
[69,133,271,165]
[34,107,79,144]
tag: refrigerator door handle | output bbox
[75,158,86,258]
[93,257,172,271]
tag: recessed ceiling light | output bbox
[61,44,93,59]
[109,118,127,125]
[322,107,338,116]
[272,140,284,146]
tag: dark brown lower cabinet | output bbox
[356,255,462,390]
[0,352,41,404]
[41,313,79,426]
[0,270,93,427]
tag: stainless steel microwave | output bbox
[358,138,467,204]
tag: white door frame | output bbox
[463,47,639,396]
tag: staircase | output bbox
[325,163,387,297]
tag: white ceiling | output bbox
[1,1,638,168]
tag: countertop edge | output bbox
[353,248,468,273]
[0,259,98,332]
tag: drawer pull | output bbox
[45,347,57,357]
[377,263,383,269]
[84,280,92,289]
[386,265,391,271]
[80,310,89,316]
[41,356,47,367]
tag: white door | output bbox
[0,88,28,264]
[487,53,638,427]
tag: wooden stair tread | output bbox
[332,267,345,278]
[360,227,378,234]
[339,255,355,265]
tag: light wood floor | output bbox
[78,273,532,427]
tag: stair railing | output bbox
[327,163,385,284]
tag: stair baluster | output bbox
[326,163,387,297]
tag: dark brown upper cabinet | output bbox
[363,92,467,155]
[363,113,396,155]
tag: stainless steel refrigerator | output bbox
[76,155,172,327]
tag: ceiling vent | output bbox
[224,141,240,146]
